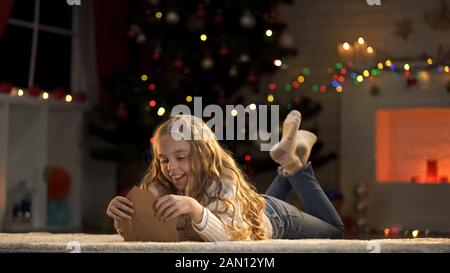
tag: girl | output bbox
[106,111,345,241]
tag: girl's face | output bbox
[156,135,192,191]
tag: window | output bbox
[0,0,74,91]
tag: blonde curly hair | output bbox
[140,114,268,240]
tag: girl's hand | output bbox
[154,195,202,222]
[106,196,135,221]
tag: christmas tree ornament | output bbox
[51,87,65,100]
[247,71,258,84]
[229,66,238,78]
[136,34,147,44]
[116,102,128,119]
[195,3,206,19]
[219,44,230,56]
[27,85,42,97]
[166,10,180,24]
[201,55,214,70]
[240,11,256,29]
[239,54,250,63]
[213,9,224,24]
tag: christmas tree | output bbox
[89,0,336,177]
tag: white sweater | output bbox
[147,180,273,241]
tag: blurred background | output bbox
[0,0,449,239]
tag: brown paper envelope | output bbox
[117,186,179,242]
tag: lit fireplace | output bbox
[376,108,450,184]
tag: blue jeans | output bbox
[263,162,345,239]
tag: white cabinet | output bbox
[0,94,85,232]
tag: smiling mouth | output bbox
[172,174,186,182]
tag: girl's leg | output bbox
[264,166,292,201]
[285,162,345,236]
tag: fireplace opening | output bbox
[376,108,450,184]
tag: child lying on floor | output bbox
[106,111,344,241]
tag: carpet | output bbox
[0,233,449,253]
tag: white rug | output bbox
[1,233,449,253]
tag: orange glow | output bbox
[376,108,450,183]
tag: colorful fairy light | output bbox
[249,103,257,110]
[18,89,24,96]
[427,58,433,65]
[231,109,238,116]
[149,100,156,107]
[367,46,374,54]
[357,37,365,45]
[385,60,392,67]
[157,107,165,116]
[186,96,193,102]
[65,95,72,103]
[42,92,49,100]
[200,34,207,41]
[267,94,274,102]
[342,42,350,50]
[363,70,370,77]
[273,59,282,67]
[297,75,305,83]
[265,29,273,37]
[155,11,163,19]
[141,74,148,82]
[148,83,156,91]
[404,64,410,71]
[377,63,384,69]
[336,86,343,92]
[268,82,276,90]
[244,154,252,161]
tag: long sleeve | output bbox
[191,207,231,241]
[189,181,238,241]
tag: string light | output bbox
[358,37,365,45]
[249,103,257,110]
[200,34,207,41]
[141,74,148,82]
[273,59,282,67]
[404,64,410,71]
[267,94,274,102]
[412,230,419,238]
[377,63,384,69]
[186,96,193,102]
[297,75,305,83]
[155,11,163,19]
[148,83,156,91]
[149,100,156,107]
[385,60,392,67]
[265,29,273,37]
[427,58,433,65]
[231,109,238,116]
[244,154,252,161]
[342,42,350,50]
[367,46,374,54]
[384,228,390,237]
[18,89,24,96]
[356,75,364,82]
[65,95,72,103]
[42,92,49,100]
[363,70,370,77]
[445,66,449,73]
[268,83,276,90]
[157,107,165,116]
[336,86,343,92]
